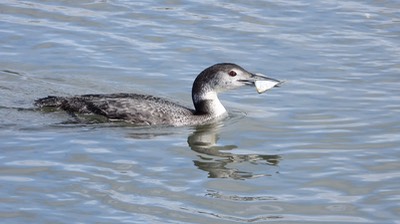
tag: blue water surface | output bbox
[1,0,399,223]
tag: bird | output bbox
[34,63,282,126]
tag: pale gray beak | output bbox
[239,73,283,94]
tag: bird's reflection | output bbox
[188,123,281,180]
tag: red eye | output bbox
[229,71,237,77]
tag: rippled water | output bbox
[1,0,399,223]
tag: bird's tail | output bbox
[34,96,66,108]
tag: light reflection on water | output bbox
[188,123,281,179]
[1,0,400,223]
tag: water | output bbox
[1,0,399,223]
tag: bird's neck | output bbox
[192,91,227,117]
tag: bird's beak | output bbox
[239,73,284,94]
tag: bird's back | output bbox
[35,93,196,126]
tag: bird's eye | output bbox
[228,71,237,77]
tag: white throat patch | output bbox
[197,91,227,117]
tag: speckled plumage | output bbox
[35,93,214,126]
[35,63,281,126]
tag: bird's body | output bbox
[35,63,282,126]
[35,93,220,126]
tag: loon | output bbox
[35,63,282,126]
